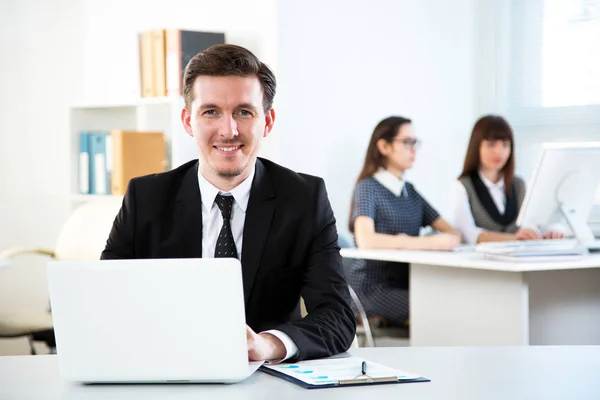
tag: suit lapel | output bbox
[175,162,204,258]
[241,159,276,304]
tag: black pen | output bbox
[361,361,367,375]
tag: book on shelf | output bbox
[139,29,226,98]
[78,132,90,194]
[139,31,155,98]
[80,131,111,195]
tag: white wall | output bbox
[275,0,476,237]
[0,0,85,355]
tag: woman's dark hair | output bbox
[349,116,412,232]
[459,115,515,195]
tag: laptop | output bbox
[46,258,262,383]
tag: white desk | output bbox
[341,248,600,347]
[1,347,599,400]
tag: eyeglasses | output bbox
[392,138,421,150]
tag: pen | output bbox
[361,361,367,375]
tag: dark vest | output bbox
[458,173,526,233]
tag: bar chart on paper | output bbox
[261,356,427,388]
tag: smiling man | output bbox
[101,44,356,362]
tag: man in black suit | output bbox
[101,44,356,362]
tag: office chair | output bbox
[333,232,374,347]
[337,232,408,347]
[0,197,123,354]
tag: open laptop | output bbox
[46,258,262,383]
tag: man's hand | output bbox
[246,325,286,361]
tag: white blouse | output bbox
[451,171,566,244]
[372,168,407,197]
[451,171,509,245]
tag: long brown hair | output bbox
[459,115,515,195]
[349,116,412,232]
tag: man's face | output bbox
[182,75,275,181]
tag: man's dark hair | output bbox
[183,44,276,113]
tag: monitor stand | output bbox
[561,203,600,252]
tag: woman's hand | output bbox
[515,228,542,241]
[425,233,461,250]
[544,231,565,239]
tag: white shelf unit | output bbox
[70,194,123,203]
[69,96,197,203]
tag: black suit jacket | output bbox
[101,157,356,361]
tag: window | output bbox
[500,0,599,127]
[542,0,600,107]
[499,0,600,202]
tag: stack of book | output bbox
[139,29,226,98]
[79,130,166,196]
[475,239,587,262]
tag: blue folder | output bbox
[78,132,90,194]
[86,132,111,195]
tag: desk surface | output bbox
[340,248,600,272]
[1,347,599,400]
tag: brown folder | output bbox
[110,130,166,195]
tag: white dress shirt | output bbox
[451,170,509,245]
[372,168,408,197]
[197,166,299,361]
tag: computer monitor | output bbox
[517,142,600,247]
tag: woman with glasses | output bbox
[452,115,564,244]
[347,116,460,328]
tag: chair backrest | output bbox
[53,198,123,261]
[337,231,355,248]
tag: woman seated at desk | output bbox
[347,116,460,328]
[452,115,564,245]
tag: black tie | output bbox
[214,194,238,258]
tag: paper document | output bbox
[452,245,476,252]
[263,356,420,386]
[476,239,580,254]
[483,254,584,262]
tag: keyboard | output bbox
[476,238,600,254]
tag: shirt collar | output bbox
[197,165,255,213]
[373,168,407,197]
[478,169,505,190]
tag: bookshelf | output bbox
[69,96,197,204]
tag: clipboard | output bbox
[259,356,430,389]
